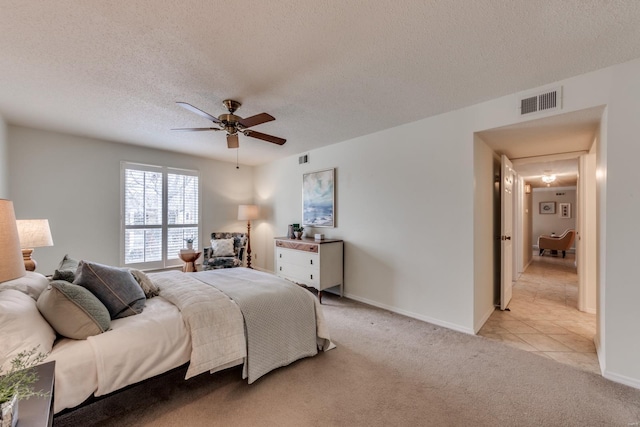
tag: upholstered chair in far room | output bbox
[202,232,247,270]
[538,229,576,258]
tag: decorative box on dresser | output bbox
[274,237,343,303]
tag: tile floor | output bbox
[479,253,600,375]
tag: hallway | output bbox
[479,253,599,375]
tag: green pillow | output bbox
[37,281,110,339]
[52,254,80,282]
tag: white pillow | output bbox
[210,238,235,257]
[0,271,49,300]
[0,289,56,371]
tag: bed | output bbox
[0,267,333,414]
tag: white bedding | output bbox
[47,297,190,413]
[44,268,333,414]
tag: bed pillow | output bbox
[52,254,80,282]
[0,289,56,372]
[0,271,49,300]
[211,238,235,257]
[127,268,160,298]
[74,261,146,319]
[37,281,111,340]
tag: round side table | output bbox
[178,251,202,272]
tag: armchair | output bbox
[538,229,576,258]
[202,232,247,270]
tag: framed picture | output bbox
[302,168,335,227]
[539,201,556,214]
[559,202,571,218]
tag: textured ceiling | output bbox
[1,1,640,165]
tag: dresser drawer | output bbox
[275,239,318,253]
[277,262,319,286]
[276,247,319,269]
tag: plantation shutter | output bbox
[121,163,200,268]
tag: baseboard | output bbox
[602,370,640,390]
[344,292,475,335]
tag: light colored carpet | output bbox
[57,294,640,426]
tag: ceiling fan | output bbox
[172,99,286,149]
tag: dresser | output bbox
[274,237,343,303]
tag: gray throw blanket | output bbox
[194,268,319,383]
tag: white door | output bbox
[500,155,514,310]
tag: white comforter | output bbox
[47,297,190,413]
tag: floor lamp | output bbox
[238,204,259,269]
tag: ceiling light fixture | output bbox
[541,174,556,184]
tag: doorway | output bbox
[475,106,603,374]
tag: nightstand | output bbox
[19,361,55,427]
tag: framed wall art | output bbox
[302,168,335,227]
[539,201,556,214]
[559,202,571,218]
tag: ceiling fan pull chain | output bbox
[236,146,239,169]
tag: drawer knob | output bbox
[279,266,282,271]
[310,274,313,280]
[279,253,282,258]
[310,259,313,265]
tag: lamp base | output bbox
[21,249,36,272]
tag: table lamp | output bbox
[237,204,259,269]
[16,219,54,271]
[0,200,26,282]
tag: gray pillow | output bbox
[37,281,110,340]
[74,261,146,319]
[52,254,80,282]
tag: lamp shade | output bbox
[16,219,54,248]
[0,200,26,282]
[238,205,259,221]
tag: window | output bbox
[121,162,199,269]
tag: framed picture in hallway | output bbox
[539,201,556,214]
[559,203,571,218]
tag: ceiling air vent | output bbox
[519,86,562,116]
[299,154,309,164]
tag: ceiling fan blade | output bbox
[171,127,221,132]
[227,133,239,149]
[245,130,286,145]
[176,102,221,124]
[238,113,275,128]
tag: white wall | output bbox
[0,114,8,199]
[473,136,499,331]
[254,56,640,388]
[7,126,253,274]
[602,58,640,387]
[255,112,477,334]
[532,187,577,250]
